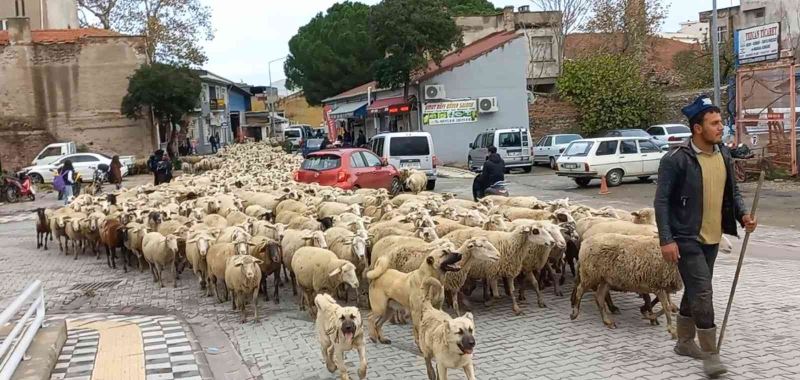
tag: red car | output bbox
[294,148,402,194]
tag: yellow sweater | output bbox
[696,151,726,244]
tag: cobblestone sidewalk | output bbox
[3,220,800,380]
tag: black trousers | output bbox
[676,239,720,329]
[472,177,485,201]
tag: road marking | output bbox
[68,320,146,380]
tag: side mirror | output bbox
[380,157,388,166]
[469,143,474,149]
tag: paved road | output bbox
[2,170,799,379]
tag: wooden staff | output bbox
[717,169,765,351]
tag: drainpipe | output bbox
[416,81,424,132]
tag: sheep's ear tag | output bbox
[426,256,435,265]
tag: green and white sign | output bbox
[422,100,478,125]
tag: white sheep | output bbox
[142,232,181,288]
[571,233,680,338]
[206,241,251,302]
[186,231,214,290]
[280,229,328,296]
[291,247,360,317]
[225,255,263,323]
[404,170,428,194]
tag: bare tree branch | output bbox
[530,0,591,66]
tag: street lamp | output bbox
[268,56,287,137]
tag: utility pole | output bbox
[268,56,287,138]
[711,0,721,106]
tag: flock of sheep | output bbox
[31,141,729,380]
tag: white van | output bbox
[468,128,533,173]
[31,142,77,166]
[555,137,665,187]
[369,132,437,190]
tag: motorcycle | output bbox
[1,174,35,203]
[485,181,510,197]
[89,164,110,195]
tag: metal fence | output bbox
[0,281,46,380]
[735,63,798,176]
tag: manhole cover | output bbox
[70,280,122,291]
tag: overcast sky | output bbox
[200,0,741,86]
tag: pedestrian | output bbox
[185,137,193,155]
[472,146,504,201]
[109,155,123,190]
[343,130,353,147]
[59,159,75,205]
[655,95,757,378]
[155,152,173,185]
[148,149,163,186]
[356,130,366,147]
[210,134,219,153]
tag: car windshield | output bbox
[301,154,340,171]
[666,126,690,134]
[389,136,430,156]
[618,129,649,137]
[555,135,581,145]
[285,130,301,138]
[498,132,522,147]
[563,141,593,156]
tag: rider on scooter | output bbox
[473,146,505,201]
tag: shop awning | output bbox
[330,101,367,120]
[368,97,407,113]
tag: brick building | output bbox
[0,17,153,171]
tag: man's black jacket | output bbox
[654,140,748,246]
[478,153,505,187]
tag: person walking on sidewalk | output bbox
[654,95,757,378]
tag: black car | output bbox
[600,129,670,150]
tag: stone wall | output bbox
[528,95,581,140]
[0,35,153,170]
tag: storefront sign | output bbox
[422,100,477,125]
[737,23,780,65]
[388,104,411,115]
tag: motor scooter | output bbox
[1,174,35,203]
[485,181,510,197]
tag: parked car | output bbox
[294,148,402,194]
[555,137,666,187]
[647,124,692,145]
[369,132,437,190]
[30,142,76,166]
[600,129,670,151]
[301,138,326,158]
[533,134,583,169]
[468,128,533,173]
[283,127,305,150]
[19,153,128,184]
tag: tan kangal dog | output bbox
[417,277,477,380]
[366,248,463,344]
[314,293,367,380]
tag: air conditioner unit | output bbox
[478,97,499,113]
[424,85,446,100]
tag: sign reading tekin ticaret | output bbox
[736,22,780,65]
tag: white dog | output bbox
[315,293,367,380]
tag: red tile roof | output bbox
[326,31,522,102]
[565,33,700,71]
[415,31,521,81]
[0,28,121,45]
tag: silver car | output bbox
[533,134,583,169]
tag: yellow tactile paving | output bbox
[67,319,146,380]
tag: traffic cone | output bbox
[599,176,610,195]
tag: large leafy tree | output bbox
[557,54,664,135]
[284,2,380,106]
[443,0,497,15]
[369,0,463,98]
[121,63,201,155]
[77,0,213,66]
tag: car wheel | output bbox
[522,165,532,173]
[426,180,436,191]
[29,173,44,184]
[390,177,402,196]
[4,187,18,203]
[638,176,651,182]
[606,169,624,187]
[549,157,556,170]
[574,178,591,188]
